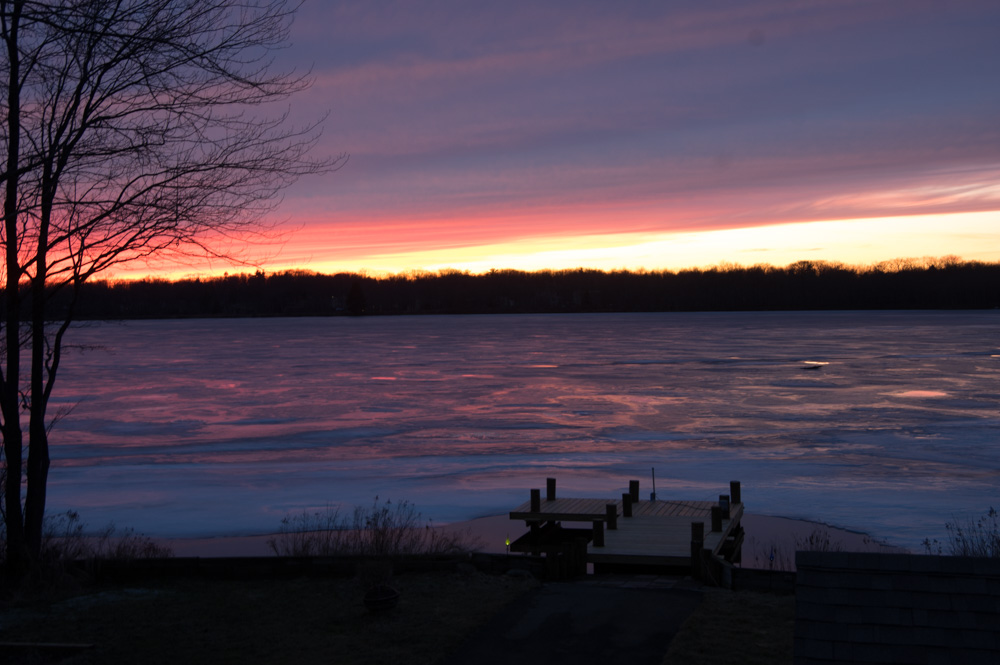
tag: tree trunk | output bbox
[0,0,332,585]
[1,0,28,580]
[24,281,51,560]
[23,161,55,559]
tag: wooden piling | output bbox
[730,480,741,505]
[546,477,556,501]
[629,480,639,503]
[606,504,618,530]
[691,521,704,543]
[530,488,540,512]
[690,522,705,578]
[593,520,604,547]
[719,494,731,519]
[711,505,722,532]
[621,493,632,517]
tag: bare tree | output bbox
[1,0,341,580]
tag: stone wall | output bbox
[795,551,1000,664]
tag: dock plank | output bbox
[591,504,743,561]
[508,479,744,575]
[510,497,617,522]
[510,490,743,570]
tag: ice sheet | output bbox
[41,311,1000,550]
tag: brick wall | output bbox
[794,551,1000,664]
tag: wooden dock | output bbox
[509,478,744,581]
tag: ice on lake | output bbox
[45,311,1000,550]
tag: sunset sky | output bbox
[127,0,1000,279]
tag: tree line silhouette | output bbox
[51,257,1000,319]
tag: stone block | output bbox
[874,623,920,646]
[847,624,875,644]
[850,641,898,662]
[911,592,953,611]
[959,629,996,651]
[877,553,912,572]
[797,599,837,623]
[925,608,967,629]
[959,595,999,613]
[910,555,944,573]
[971,558,1000,576]
[795,638,834,661]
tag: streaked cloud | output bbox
[119,0,1000,277]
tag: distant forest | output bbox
[55,257,1000,319]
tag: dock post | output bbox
[592,520,605,547]
[546,477,556,501]
[530,488,540,513]
[691,522,705,579]
[719,494,731,519]
[730,480,741,505]
[621,493,632,517]
[606,504,618,530]
[711,505,722,532]
[629,480,639,503]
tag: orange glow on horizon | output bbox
[104,209,1000,282]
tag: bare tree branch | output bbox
[1,0,341,578]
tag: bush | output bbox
[40,510,173,562]
[1,510,171,594]
[0,510,172,568]
[943,507,999,558]
[267,497,482,557]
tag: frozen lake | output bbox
[46,311,1000,550]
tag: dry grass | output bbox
[1,570,536,665]
[267,498,482,558]
[662,588,795,665]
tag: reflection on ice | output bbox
[44,311,1000,550]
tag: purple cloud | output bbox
[257,0,1000,268]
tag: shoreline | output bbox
[165,512,902,563]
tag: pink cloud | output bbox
[124,1,1000,276]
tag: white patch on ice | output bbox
[893,390,949,398]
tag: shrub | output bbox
[267,497,482,557]
[943,507,999,558]
[2,510,172,567]
[1,510,171,594]
[746,527,845,571]
[22,510,171,567]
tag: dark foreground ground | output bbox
[440,577,703,665]
[1,570,794,665]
